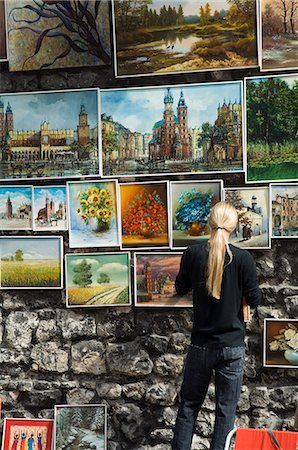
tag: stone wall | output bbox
[0,47,297,450]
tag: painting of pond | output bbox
[112,0,258,76]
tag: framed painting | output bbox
[7,0,111,71]
[0,236,63,289]
[119,181,170,249]
[54,404,107,450]
[259,0,298,72]
[224,186,270,249]
[33,185,67,232]
[0,0,7,61]
[100,81,244,177]
[67,180,120,249]
[170,179,223,249]
[245,74,298,183]
[0,88,99,181]
[270,183,298,238]
[134,252,192,307]
[65,252,131,308]
[0,185,33,230]
[112,0,258,77]
[1,418,53,450]
[263,319,298,368]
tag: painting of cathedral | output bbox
[0,1,7,61]
[270,183,298,238]
[134,253,192,307]
[0,185,32,230]
[0,89,99,180]
[33,186,67,232]
[100,81,243,177]
[224,187,270,249]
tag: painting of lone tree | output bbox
[245,74,298,182]
[260,0,298,71]
[112,0,258,76]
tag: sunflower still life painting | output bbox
[264,319,298,368]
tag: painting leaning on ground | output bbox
[261,0,298,71]
[112,0,258,76]
[246,74,298,182]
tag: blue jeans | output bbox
[172,345,245,450]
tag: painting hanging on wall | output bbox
[100,81,243,177]
[0,0,7,61]
[259,0,298,71]
[54,404,107,450]
[65,252,131,308]
[170,180,223,248]
[120,181,170,249]
[33,186,67,232]
[270,183,298,238]
[0,89,99,181]
[67,180,120,249]
[0,185,32,230]
[264,319,298,368]
[134,252,192,307]
[224,187,270,249]
[7,0,111,71]
[112,0,258,77]
[2,418,53,450]
[0,236,63,289]
[245,74,298,183]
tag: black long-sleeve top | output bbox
[175,242,262,347]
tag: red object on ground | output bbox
[234,428,298,450]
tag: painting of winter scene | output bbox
[112,0,258,77]
[171,180,222,248]
[67,180,119,249]
[0,1,7,61]
[245,74,298,182]
[271,183,298,238]
[33,186,67,232]
[7,0,111,71]
[224,187,270,249]
[264,319,298,368]
[0,89,99,180]
[101,81,243,177]
[260,0,298,71]
[0,185,32,230]
[134,252,192,307]
[65,252,131,308]
[0,237,63,289]
[54,404,106,450]
[2,418,53,450]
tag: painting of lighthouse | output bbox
[0,185,33,230]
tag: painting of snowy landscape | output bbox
[54,404,106,450]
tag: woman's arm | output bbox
[175,247,193,296]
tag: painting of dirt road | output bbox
[112,0,258,76]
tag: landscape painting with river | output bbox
[112,0,258,76]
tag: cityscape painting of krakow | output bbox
[100,81,243,176]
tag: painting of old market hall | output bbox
[100,81,243,177]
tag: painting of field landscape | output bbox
[0,237,62,289]
[246,74,298,182]
[66,252,131,308]
[134,252,192,307]
[260,0,298,71]
[112,0,257,76]
[0,185,32,230]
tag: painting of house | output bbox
[271,183,298,238]
[33,186,67,231]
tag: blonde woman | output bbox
[172,201,262,450]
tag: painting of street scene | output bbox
[112,0,257,76]
[246,74,298,182]
[101,81,243,177]
[33,186,67,231]
[0,89,99,180]
[0,237,63,289]
[271,183,298,238]
[0,1,7,61]
[171,180,222,248]
[2,418,53,450]
[260,0,298,71]
[134,253,192,307]
[66,252,130,308]
[0,186,32,230]
[55,405,106,450]
[224,187,270,249]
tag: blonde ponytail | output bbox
[206,201,238,299]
